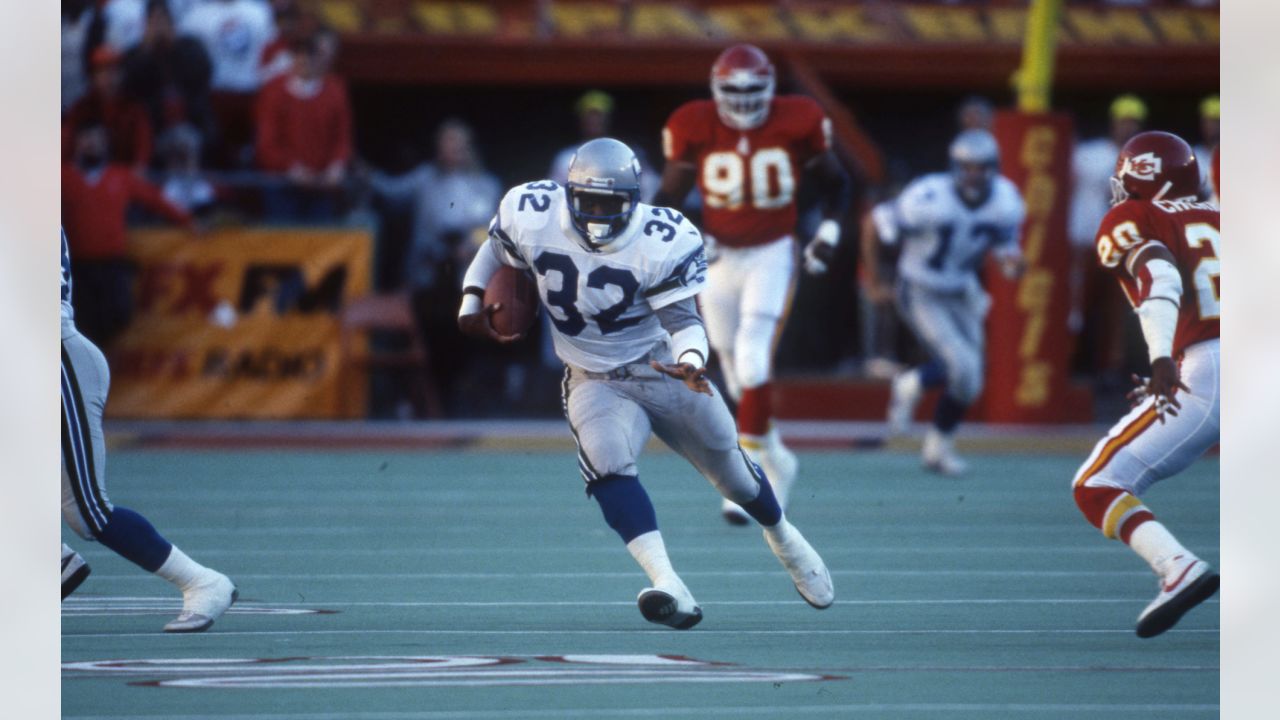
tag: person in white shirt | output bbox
[179,0,276,166]
[1068,94,1146,381]
[1192,95,1219,196]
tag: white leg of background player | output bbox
[702,238,799,523]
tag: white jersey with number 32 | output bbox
[487,181,708,372]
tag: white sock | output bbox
[765,425,784,451]
[763,518,796,542]
[626,531,679,587]
[1127,521,1193,577]
[154,546,210,591]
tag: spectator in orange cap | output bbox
[62,46,154,170]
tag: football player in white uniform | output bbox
[61,227,237,631]
[862,130,1026,475]
[458,139,833,628]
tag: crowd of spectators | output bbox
[60,1,1220,419]
[61,0,345,210]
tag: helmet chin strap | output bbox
[1151,180,1173,202]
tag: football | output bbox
[484,265,539,337]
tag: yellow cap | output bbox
[1200,95,1220,119]
[1110,94,1147,122]
[576,90,614,116]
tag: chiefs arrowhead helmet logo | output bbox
[1124,152,1163,181]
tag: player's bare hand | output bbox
[649,360,712,396]
[458,303,524,344]
[1128,357,1190,423]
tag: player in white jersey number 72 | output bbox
[458,138,834,628]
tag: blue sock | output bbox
[590,475,659,543]
[95,506,174,573]
[934,393,968,434]
[742,471,783,527]
[919,360,947,389]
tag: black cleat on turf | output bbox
[1135,559,1220,639]
[638,587,703,630]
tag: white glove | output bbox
[803,219,841,275]
[703,233,720,264]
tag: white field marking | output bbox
[79,569,1182,581]
[61,597,1221,610]
[61,628,1220,640]
[59,703,1222,720]
[142,545,1221,556]
[60,597,327,617]
[63,655,830,689]
[123,523,1221,536]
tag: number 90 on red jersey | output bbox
[663,96,829,249]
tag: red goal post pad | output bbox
[980,111,1086,424]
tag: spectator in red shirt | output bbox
[62,123,194,347]
[255,31,352,221]
[63,46,154,171]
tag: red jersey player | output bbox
[1071,131,1220,638]
[652,44,851,525]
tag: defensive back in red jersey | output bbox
[1095,198,1220,358]
[662,96,830,248]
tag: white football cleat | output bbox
[764,520,834,609]
[164,570,238,633]
[922,427,967,477]
[637,578,702,630]
[887,370,923,436]
[1135,556,1220,638]
[62,544,91,600]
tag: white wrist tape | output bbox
[458,292,483,318]
[814,219,841,246]
[670,324,709,369]
[1137,298,1178,362]
[461,238,504,292]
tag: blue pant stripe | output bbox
[561,368,600,484]
[61,343,111,530]
[61,363,108,532]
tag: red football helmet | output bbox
[710,44,775,131]
[1111,131,1201,205]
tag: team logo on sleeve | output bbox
[1123,152,1163,181]
[676,246,708,287]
